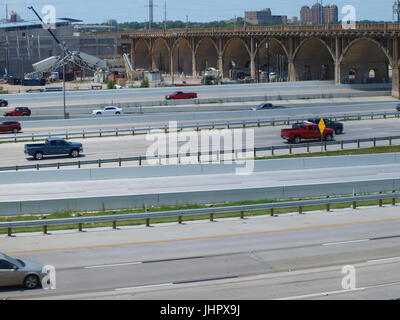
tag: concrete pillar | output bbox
[192,49,197,77]
[250,38,256,79]
[288,59,296,81]
[392,65,400,99]
[170,50,174,82]
[334,62,341,85]
[218,54,224,78]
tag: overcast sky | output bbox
[3,0,398,24]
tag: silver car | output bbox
[0,253,46,289]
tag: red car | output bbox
[281,122,334,144]
[0,121,21,133]
[4,107,31,117]
[165,91,198,100]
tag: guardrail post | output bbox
[340,140,344,150]
[43,217,48,235]
[139,156,142,166]
[178,215,182,224]
[357,139,360,149]
[253,148,257,158]
[210,213,214,222]
[7,227,12,237]
[352,201,357,209]
[227,122,230,129]
[392,191,396,206]
[371,114,374,120]
[299,206,303,214]
[373,137,376,147]
[132,129,135,136]
[78,161,81,169]
[272,120,275,127]
[384,113,387,119]
[15,166,18,171]
[326,196,330,212]
[289,144,292,154]
[83,130,85,138]
[112,212,117,230]
[32,134,34,141]
[306,143,310,153]
[324,141,327,151]
[389,136,392,146]
[36,164,39,170]
[270,208,274,216]
[57,162,60,170]
[98,159,101,168]
[99,129,102,137]
[78,223,83,232]
[271,146,274,156]
[257,120,261,127]
[66,132,69,139]
[378,192,383,207]
[118,158,122,167]
[146,218,150,227]
[242,121,245,128]
[240,211,245,219]
[198,152,201,163]
[116,128,119,136]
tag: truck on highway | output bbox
[281,122,335,144]
[24,138,83,160]
[165,91,198,100]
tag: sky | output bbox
[2,0,398,24]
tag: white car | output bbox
[92,106,123,115]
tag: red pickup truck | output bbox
[165,91,198,100]
[281,122,334,144]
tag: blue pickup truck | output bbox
[24,138,83,160]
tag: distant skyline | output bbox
[2,0,398,24]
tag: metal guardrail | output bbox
[1,134,399,172]
[1,192,398,236]
[1,111,399,143]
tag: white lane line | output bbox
[275,288,366,300]
[367,256,400,263]
[115,283,173,291]
[322,239,370,246]
[84,262,142,269]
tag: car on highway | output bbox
[0,121,21,133]
[0,253,46,289]
[92,106,123,115]
[0,98,8,107]
[165,91,198,100]
[4,107,31,117]
[25,137,83,160]
[250,103,285,111]
[307,117,344,134]
[396,104,400,112]
[281,121,335,144]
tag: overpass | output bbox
[111,23,400,98]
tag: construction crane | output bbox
[24,6,108,79]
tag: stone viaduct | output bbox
[112,23,400,98]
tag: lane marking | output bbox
[84,262,142,269]
[115,283,173,291]
[323,239,370,246]
[275,288,366,300]
[5,217,400,255]
[367,256,400,263]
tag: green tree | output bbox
[107,80,116,89]
[140,77,150,88]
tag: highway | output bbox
[0,81,391,108]
[0,118,399,167]
[1,154,399,202]
[2,205,400,299]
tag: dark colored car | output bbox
[307,118,344,134]
[0,121,21,133]
[396,104,400,112]
[4,107,31,116]
[250,103,285,110]
[25,137,83,160]
[0,99,8,107]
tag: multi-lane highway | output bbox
[2,205,400,299]
[0,118,398,167]
[1,81,391,108]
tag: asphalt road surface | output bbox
[2,206,400,299]
[0,118,399,167]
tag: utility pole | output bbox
[394,1,400,22]
[149,0,154,30]
[164,0,167,30]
